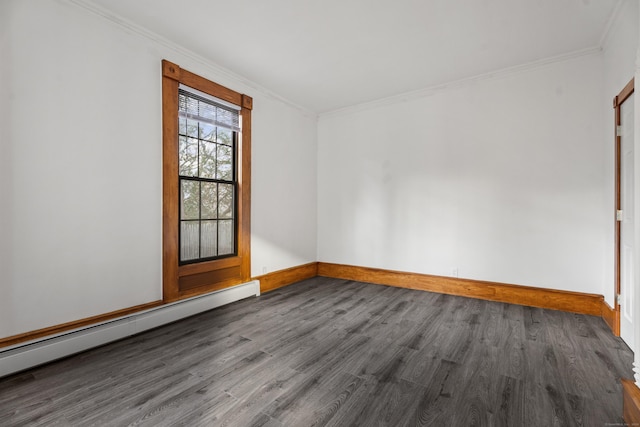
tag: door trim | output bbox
[614,77,635,337]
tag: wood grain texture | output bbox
[161,67,180,303]
[615,110,621,309]
[0,278,630,426]
[161,59,180,80]
[616,77,635,107]
[242,94,253,110]
[5,261,613,351]
[602,301,619,335]
[239,105,252,283]
[614,77,634,338]
[318,262,604,316]
[254,262,319,293]
[161,59,252,301]
[179,68,242,107]
[622,378,640,426]
[178,256,241,277]
[0,301,162,348]
[178,265,241,291]
[614,82,622,329]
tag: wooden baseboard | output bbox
[317,262,603,316]
[0,300,163,349]
[1,261,615,350]
[254,262,319,293]
[1,260,319,349]
[601,301,619,336]
[622,378,640,425]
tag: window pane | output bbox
[218,220,234,255]
[216,144,233,181]
[176,89,241,264]
[199,101,215,121]
[180,221,199,261]
[200,122,215,142]
[179,137,198,177]
[200,220,217,258]
[180,180,200,220]
[218,184,233,219]
[199,141,216,179]
[218,128,232,146]
[186,96,198,115]
[186,119,198,138]
[201,182,217,219]
[218,110,235,131]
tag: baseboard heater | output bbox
[0,280,261,378]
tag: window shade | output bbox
[178,88,240,132]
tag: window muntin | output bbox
[178,88,238,264]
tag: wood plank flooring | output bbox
[0,277,634,426]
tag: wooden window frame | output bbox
[162,60,252,302]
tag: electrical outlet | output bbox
[452,268,458,278]
[262,266,267,274]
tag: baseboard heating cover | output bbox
[0,280,260,378]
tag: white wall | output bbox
[252,100,317,275]
[602,0,639,306]
[0,1,14,335]
[4,0,638,342]
[0,0,317,338]
[318,53,606,296]
[600,0,640,380]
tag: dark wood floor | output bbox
[0,277,634,426]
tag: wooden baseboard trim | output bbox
[601,301,619,336]
[2,262,614,349]
[622,378,640,425]
[254,262,319,293]
[0,300,164,349]
[317,262,603,316]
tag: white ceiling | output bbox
[86,0,619,113]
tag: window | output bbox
[178,88,238,263]
[162,60,252,302]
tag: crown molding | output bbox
[320,46,602,119]
[64,0,317,119]
[64,0,623,120]
[598,0,625,50]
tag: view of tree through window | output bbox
[178,88,238,263]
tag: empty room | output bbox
[2,0,640,425]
